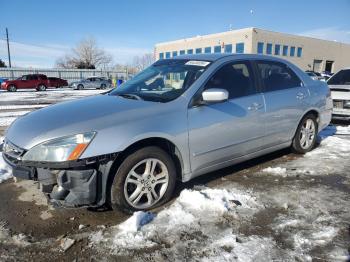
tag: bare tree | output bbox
[56,37,112,69]
[132,53,155,72]
[0,59,7,68]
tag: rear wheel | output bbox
[7,85,17,92]
[100,84,106,89]
[37,84,46,91]
[110,146,176,213]
[292,114,318,154]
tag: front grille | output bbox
[333,100,344,109]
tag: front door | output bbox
[188,61,266,173]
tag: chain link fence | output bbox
[0,68,129,84]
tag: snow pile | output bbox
[90,187,272,260]
[0,153,13,184]
[260,125,350,178]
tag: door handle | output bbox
[248,102,263,111]
[296,92,306,100]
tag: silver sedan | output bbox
[70,76,110,90]
[2,54,332,213]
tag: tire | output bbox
[77,84,84,90]
[110,146,177,214]
[37,84,46,91]
[7,85,17,92]
[292,113,318,154]
[100,84,106,89]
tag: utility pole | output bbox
[6,28,11,68]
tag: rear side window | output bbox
[204,61,256,99]
[328,69,350,85]
[256,61,302,92]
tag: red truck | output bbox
[1,74,68,92]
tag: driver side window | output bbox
[204,61,256,99]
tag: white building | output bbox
[154,28,350,73]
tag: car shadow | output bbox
[174,147,292,197]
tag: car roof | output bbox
[167,53,293,63]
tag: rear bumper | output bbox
[1,146,116,208]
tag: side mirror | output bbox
[202,88,229,103]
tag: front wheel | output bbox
[77,84,84,90]
[110,146,177,213]
[292,114,318,154]
[37,84,46,91]
[7,85,17,92]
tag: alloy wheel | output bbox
[124,158,169,209]
[299,119,316,150]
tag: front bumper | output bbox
[332,108,350,121]
[1,142,116,208]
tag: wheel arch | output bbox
[292,109,320,141]
[105,137,185,197]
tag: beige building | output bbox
[154,28,350,73]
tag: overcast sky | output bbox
[1,0,350,68]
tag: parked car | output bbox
[0,77,8,85]
[1,74,49,92]
[321,71,333,81]
[305,71,324,81]
[70,77,110,90]
[327,68,350,121]
[47,77,68,88]
[1,54,332,213]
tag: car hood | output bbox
[5,94,160,150]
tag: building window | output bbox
[290,46,295,57]
[297,47,302,57]
[236,43,244,53]
[282,45,288,56]
[274,44,280,55]
[266,43,272,55]
[165,52,171,58]
[214,45,221,53]
[224,44,232,53]
[172,51,177,57]
[187,49,193,54]
[257,42,264,54]
[159,53,164,60]
[204,47,211,53]
[179,50,185,55]
[195,48,202,54]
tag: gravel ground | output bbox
[0,88,349,261]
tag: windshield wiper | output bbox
[116,93,143,100]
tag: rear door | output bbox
[188,60,266,173]
[254,60,308,147]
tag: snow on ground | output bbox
[261,125,350,178]
[90,187,288,261]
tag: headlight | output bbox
[22,132,96,162]
[344,101,350,109]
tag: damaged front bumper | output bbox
[1,141,117,208]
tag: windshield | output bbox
[328,69,350,85]
[109,59,211,102]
